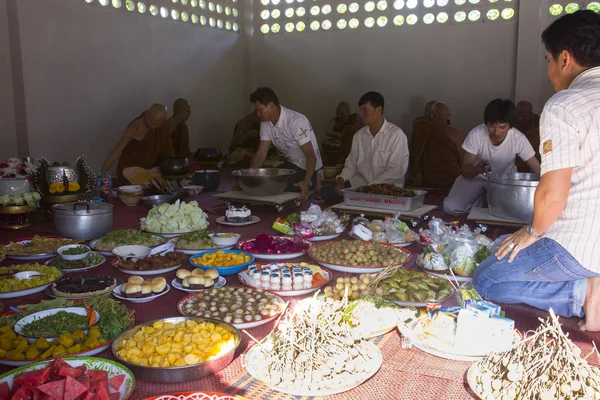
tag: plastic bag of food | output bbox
[450,241,478,277]
[428,217,449,237]
[300,204,322,223]
[424,253,448,271]
[384,218,406,243]
[352,214,372,241]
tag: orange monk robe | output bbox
[515,114,541,172]
[171,121,191,157]
[116,116,174,186]
[406,117,434,187]
[420,124,462,188]
[229,113,262,154]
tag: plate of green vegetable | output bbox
[45,251,106,272]
[14,307,101,343]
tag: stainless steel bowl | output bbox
[232,168,296,196]
[53,202,113,240]
[111,316,240,383]
[487,172,539,222]
[142,194,174,208]
[46,166,79,184]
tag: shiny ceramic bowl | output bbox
[209,233,241,247]
[232,168,296,197]
[111,316,240,383]
[118,185,144,195]
[119,194,143,207]
[112,245,151,262]
[57,244,91,261]
[142,194,173,208]
[160,157,190,176]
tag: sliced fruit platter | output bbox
[0,357,135,400]
[4,236,82,261]
[45,252,106,273]
[177,287,286,329]
[89,230,166,256]
[0,296,134,366]
[308,240,410,273]
[237,262,332,297]
[238,234,311,261]
[189,249,254,276]
[0,264,63,300]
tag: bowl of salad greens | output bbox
[140,200,209,236]
[57,244,91,261]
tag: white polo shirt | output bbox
[259,106,323,171]
[462,124,535,174]
[540,66,600,273]
[338,119,409,187]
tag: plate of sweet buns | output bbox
[112,275,170,303]
[171,268,225,292]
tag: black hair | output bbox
[249,87,280,108]
[484,99,516,127]
[542,10,600,68]
[358,92,385,112]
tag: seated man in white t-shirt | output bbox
[249,87,323,201]
[320,91,409,204]
[443,99,541,215]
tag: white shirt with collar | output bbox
[338,119,409,187]
[259,106,323,171]
[539,66,600,273]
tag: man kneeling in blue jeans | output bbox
[473,10,600,331]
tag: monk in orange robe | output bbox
[406,100,437,186]
[101,104,174,186]
[168,98,192,157]
[419,102,464,188]
[514,101,541,172]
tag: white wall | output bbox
[11,0,245,172]
[253,21,519,141]
[0,0,18,158]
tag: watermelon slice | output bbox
[64,376,87,400]
[78,393,95,400]
[107,375,124,392]
[10,386,32,400]
[74,376,89,393]
[36,380,65,400]
[87,371,107,384]
[58,368,83,379]
[14,368,51,388]
[108,394,120,400]
[0,382,9,400]
[94,388,110,400]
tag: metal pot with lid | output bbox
[53,202,113,240]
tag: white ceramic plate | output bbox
[113,283,170,303]
[45,252,106,273]
[0,282,55,300]
[246,341,383,396]
[249,251,307,261]
[0,357,135,399]
[89,234,166,257]
[14,307,101,344]
[349,233,416,248]
[306,232,343,242]
[216,216,260,226]
[175,245,233,255]
[5,237,76,260]
[308,244,411,274]
[171,276,226,292]
[111,258,183,276]
[237,268,332,297]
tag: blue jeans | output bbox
[472,237,598,318]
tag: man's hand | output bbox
[295,180,311,201]
[334,177,345,196]
[495,226,540,263]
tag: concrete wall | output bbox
[0,0,18,157]
[253,20,520,141]
[4,0,245,172]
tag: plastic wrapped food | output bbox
[352,214,372,241]
[450,241,478,277]
[423,253,448,271]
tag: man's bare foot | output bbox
[580,277,600,332]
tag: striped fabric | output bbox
[540,66,600,273]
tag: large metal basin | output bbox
[487,172,539,222]
[232,168,296,196]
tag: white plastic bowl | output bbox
[14,271,41,280]
[183,185,204,196]
[209,233,241,247]
[112,245,151,262]
[58,244,91,261]
[14,307,101,344]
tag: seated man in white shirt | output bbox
[249,87,323,201]
[443,99,541,215]
[320,91,409,203]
